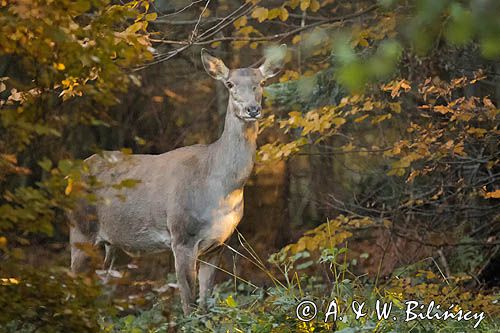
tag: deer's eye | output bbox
[226,81,234,89]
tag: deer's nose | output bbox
[246,105,262,118]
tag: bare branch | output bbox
[142,4,379,69]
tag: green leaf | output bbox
[296,260,314,270]
[38,158,53,172]
[57,159,73,174]
[445,4,473,45]
[112,178,141,190]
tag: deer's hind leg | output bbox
[70,223,95,273]
[69,200,98,273]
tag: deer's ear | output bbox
[259,44,287,78]
[201,49,229,81]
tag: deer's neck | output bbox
[210,98,258,188]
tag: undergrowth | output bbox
[99,216,500,333]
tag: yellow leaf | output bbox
[363,101,374,111]
[467,127,486,137]
[202,8,211,17]
[2,154,17,164]
[233,15,247,29]
[120,148,133,155]
[268,8,281,20]
[300,0,310,11]
[331,117,346,127]
[372,113,392,124]
[453,142,465,155]
[484,189,500,199]
[292,35,301,44]
[434,105,453,114]
[279,70,300,82]
[357,38,369,47]
[288,0,300,9]
[126,21,146,33]
[279,7,289,21]
[342,142,354,152]
[210,41,221,48]
[310,0,320,12]
[238,26,255,35]
[0,278,20,285]
[251,7,269,23]
[53,63,65,71]
[225,295,237,307]
[65,177,73,195]
[400,81,411,90]
[354,114,369,123]
[250,42,259,49]
[389,102,401,113]
[0,236,7,248]
[145,12,157,21]
[232,40,248,50]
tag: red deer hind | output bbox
[69,45,287,314]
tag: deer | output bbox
[68,45,287,314]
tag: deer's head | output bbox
[201,45,287,122]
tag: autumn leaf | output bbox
[233,16,247,29]
[0,236,7,249]
[268,8,281,20]
[300,0,310,11]
[251,7,269,23]
[310,0,320,12]
[484,190,500,199]
[65,177,73,195]
[372,113,392,124]
[434,105,453,114]
[279,7,289,21]
[2,154,17,164]
[354,114,369,123]
[145,12,157,21]
[331,117,346,127]
[383,79,411,98]
[210,41,221,48]
[53,63,65,71]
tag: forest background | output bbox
[0,0,499,332]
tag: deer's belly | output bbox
[122,231,171,255]
[98,221,171,255]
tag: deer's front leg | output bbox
[198,248,223,311]
[172,243,198,315]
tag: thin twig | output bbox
[156,0,205,19]
[190,0,211,43]
[144,4,379,67]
